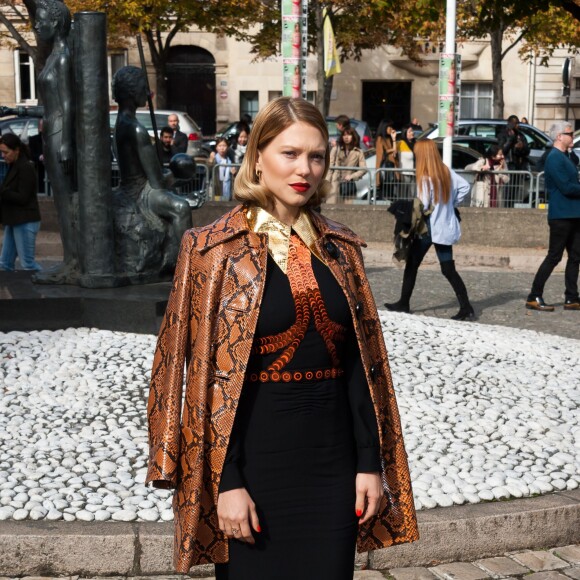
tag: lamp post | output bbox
[441,0,457,169]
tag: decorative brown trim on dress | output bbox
[251,233,346,372]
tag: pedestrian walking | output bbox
[146,96,418,579]
[385,139,475,320]
[526,121,580,311]
[0,133,42,271]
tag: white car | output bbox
[109,109,204,157]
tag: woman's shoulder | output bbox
[15,156,36,172]
[185,205,249,252]
[464,157,484,171]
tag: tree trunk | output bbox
[490,27,504,119]
[144,31,168,110]
[314,1,334,117]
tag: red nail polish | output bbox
[256,525,261,532]
[356,509,362,517]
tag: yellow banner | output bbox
[323,8,341,78]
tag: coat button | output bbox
[324,241,339,259]
[355,302,363,318]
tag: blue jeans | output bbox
[0,221,42,271]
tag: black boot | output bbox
[440,260,476,321]
[384,263,418,314]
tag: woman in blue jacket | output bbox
[385,139,475,320]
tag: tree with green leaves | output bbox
[228,0,437,116]
[64,0,246,108]
[0,0,54,72]
[0,0,246,107]
[404,0,580,118]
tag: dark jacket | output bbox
[544,147,580,220]
[0,154,40,226]
[172,130,188,154]
[146,205,419,572]
[498,127,530,171]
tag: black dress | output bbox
[216,238,380,580]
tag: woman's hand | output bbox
[355,472,383,525]
[217,487,261,544]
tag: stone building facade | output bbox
[0,23,577,136]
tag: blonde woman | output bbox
[146,97,418,579]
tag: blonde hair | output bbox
[234,97,331,207]
[414,140,451,205]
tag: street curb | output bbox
[0,490,578,577]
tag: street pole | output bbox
[442,0,456,168]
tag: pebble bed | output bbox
[0,314,578,523]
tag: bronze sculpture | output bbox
[112,66,193,277]
[34,0,78,283]
[0,9,194,286]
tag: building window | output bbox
[14,51,36,103]
[240,91,259,122]
[108,52,128,99]
[460,83,492,118]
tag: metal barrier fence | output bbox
[207,162,242,201]
[9,159,211,208]
[342,167,540,208]
[0,157,558,210]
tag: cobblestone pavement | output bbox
[2,544,579,579]
[367,266,579,341]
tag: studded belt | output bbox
[247,367,344,383]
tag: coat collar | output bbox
[195,204,366,253]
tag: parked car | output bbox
[353,142,483,202]
[419,119,552,170]
[434,136,498,158]
[326,117,374,150]
[0,117,40,143]
[109,109,204,157]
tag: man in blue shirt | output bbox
[526,121,580,311]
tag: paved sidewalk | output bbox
[1,544,579,579]
[32,234,578,341]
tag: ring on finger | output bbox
[232,528,239,535]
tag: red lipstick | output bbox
[290,183,310,192]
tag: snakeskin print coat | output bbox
[146,204,418,573]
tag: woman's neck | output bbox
[268,201,301,226]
